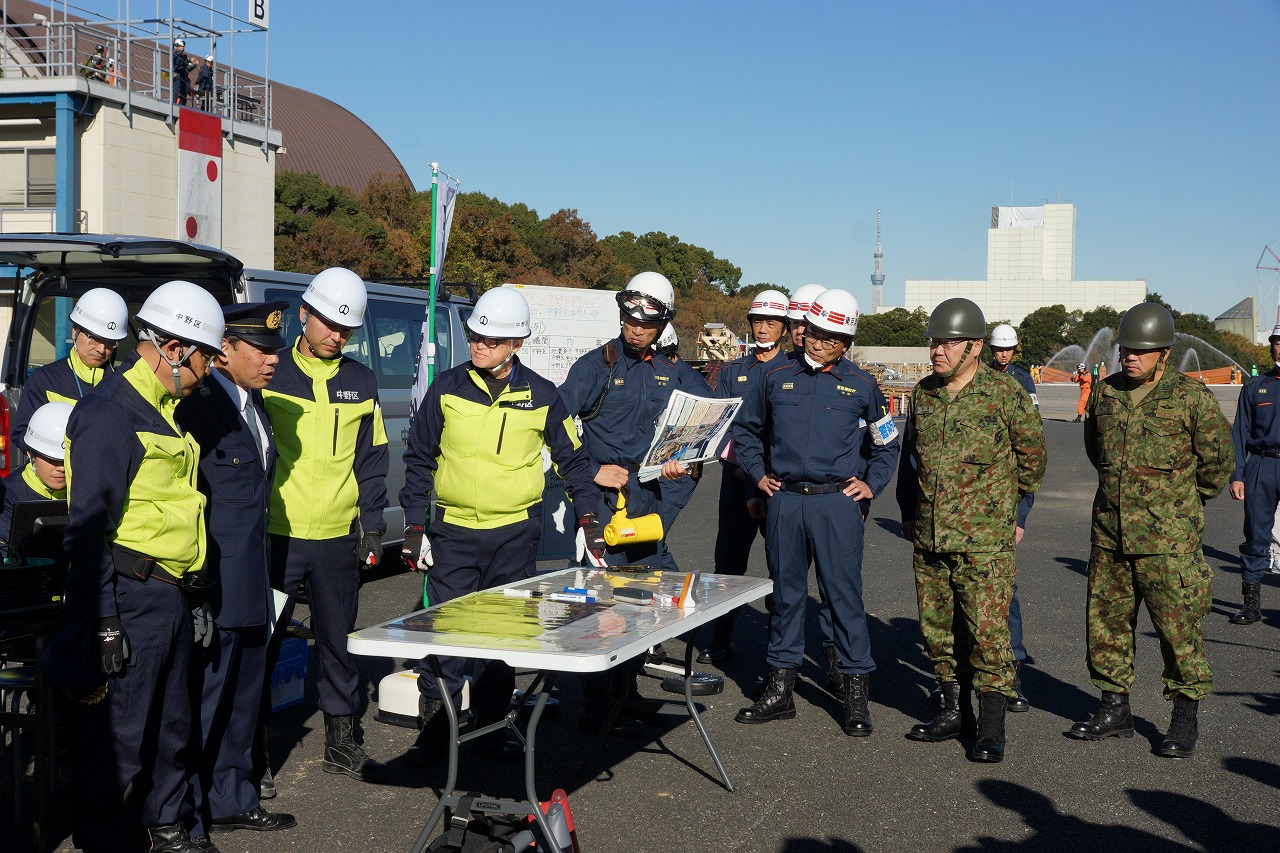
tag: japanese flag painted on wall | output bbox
[177,107,222,246]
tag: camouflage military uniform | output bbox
[896,363,1046,695]
[1083,370,1232,700]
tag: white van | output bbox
[0,234,474,546]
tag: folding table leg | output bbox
[682,638,734,791]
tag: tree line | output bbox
[273,171,766,350]
[275,171,1266,368]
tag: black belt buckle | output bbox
[787,482,838,495]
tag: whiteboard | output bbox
[504,283,619,386]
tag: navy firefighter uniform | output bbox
[558,337,710,568]
[1231,369,1280,587]
[732,355,900,688]
[176,303,288,834]
[61,351,208,849]
[993,359,1037,668]
[401,354,599,735]
[702,349,776,654]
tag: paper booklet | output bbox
[637,390,742,482]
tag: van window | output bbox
[366,300,453,389]
[264,287,371,369]
[28,291,141,378]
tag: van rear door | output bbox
[0,234,243,474]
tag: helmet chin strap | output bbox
[754,339,778,351]
[481,341,516,377]
[143,330,196,396]
[1130,351,1168,385]
[937,340,976,380]
[803,352,826,371]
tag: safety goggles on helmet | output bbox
[617,290,674,323]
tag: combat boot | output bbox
[323,714,389,782]
[735,666,796,724]
[1229,581,1261,625]
[842,673,872,736]
[405,697,449,765]
[908,681,965,742]
[970,692,1007,763]
[1008,660,1030,713]
[1155,696,1199,759]
[825,647,842,695]
[1066,691,1134,740]
[147,824,204,853]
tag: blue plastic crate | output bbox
[270,636,308,712]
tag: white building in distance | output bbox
[901,203,1146,326]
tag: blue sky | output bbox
[260,1,1277,325]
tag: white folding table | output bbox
[348,567,771,853]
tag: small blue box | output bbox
[271,637,308,713]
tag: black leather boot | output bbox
[825,647,842,695]
[323,714,389,782]
[147,824,204,853]
[929,681,944,706]
[405,696,448,765]
[1008,660,1030,712]
[1067,691,1134,740]
[696,620,736,665]
[970,692,1007,763]
[1229,581,1262,625]
[908,681,964,742]
[735,666,796,723]
[842,673,872,736]
[1155,696,1199,758]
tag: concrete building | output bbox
[0,0,410,334]
[902,202,1147,326]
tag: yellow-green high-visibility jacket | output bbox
[400,357,600,530]
[263,338,388,540]
[63,352,206,620]
[12,346,111,451]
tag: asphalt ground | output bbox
[13,384,1280,852]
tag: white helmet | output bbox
[303,267,367,328]
[989,323,1018,348]
[135,280,224,350]
[656,323,678,352]
[617,271,676,322]
[1078,363,1087,371]
[748,289,790,320]
[807,289,860,338]
[469,288,531,339]
[787,283,827,321]
[70,288,129,341]
[25,401,73,461]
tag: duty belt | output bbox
[783,481,845,495]
[111,544,208,590]
[1255,449,1280,459]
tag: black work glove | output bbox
[95,615,129,676]
[575,513,607,567]
[402,524,432,572]
[357,532,384,569]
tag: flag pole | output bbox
[425,161,441,388]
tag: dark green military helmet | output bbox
[1116,302,1175,349]
[926,297,987,340]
